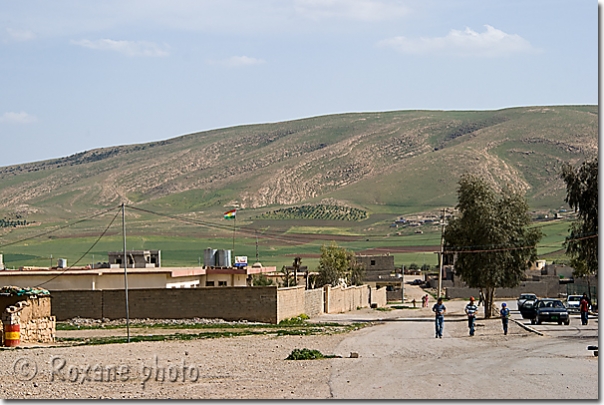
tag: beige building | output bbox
[0,265,276,291]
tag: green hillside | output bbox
[0,106,596,269]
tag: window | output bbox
[218,281,227,286]
[206,281,215,287]
[371,260,376,266]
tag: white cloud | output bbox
[5,28,36,42]
[70,39,169,57]
[294,0,409,21]
[0,112,37,124]
[378,25,537,57]
[208,56,266,68]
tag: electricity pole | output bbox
[122,203,130,343]
[438,208,446,299]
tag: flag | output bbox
[223,209,236,220]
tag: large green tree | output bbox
[443,174,542,318]
[317,242,365,287]
[560,158,598,282]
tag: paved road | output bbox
[319,290,598,400]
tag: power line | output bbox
[34,207,121,288]
[0,206,119,249]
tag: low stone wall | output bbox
[324,285,371,314]
[20,317,56,343]
[1,297,55,344]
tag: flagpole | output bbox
[232,214,236,261]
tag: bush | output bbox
[278,314,309,326]
[286,348,325,360]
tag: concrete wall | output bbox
[386,290,403,302]
[304,288,324,317]
[324,285,371,313]
[276,286,306,322]
[371,287,387,308]
[51,287,279,324]
[50,285,380,324]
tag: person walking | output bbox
[580,293,591,325]
[424,294,430,308]
[500,302,510,335]
[465,297,478,336]
[478,290,484,307]
[432,297,446,338]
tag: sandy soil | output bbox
[0,283,596,400]
[0,333,346,399]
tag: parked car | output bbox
[409,279,424,285]
[517,293,537,310]
[519,299,537,319]
[565,295,583,313]
[529,299,570,325]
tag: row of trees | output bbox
[443,157,597,318]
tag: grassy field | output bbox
[0,106,593,273]
[0,211,572,271]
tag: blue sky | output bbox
[0,1,598,167]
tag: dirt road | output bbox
[328,314,597,399]
[0,292,597,399]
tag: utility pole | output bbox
[122,203,130,343]
[255,230,259,263]
[438,208,446,299]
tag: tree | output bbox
[443,174,542,318]
[560,158,598,284]
[280,265,297,287]
[316,242,364,287]
[252,273,273,286]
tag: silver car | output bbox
[517,293,537,310]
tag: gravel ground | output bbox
[0,289,596,399]
[0,333,346,399]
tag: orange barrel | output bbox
[4,324,20,347]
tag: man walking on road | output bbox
[580,293,591,325]
[465,297,478,336]
[432,297,446,338]
[500,303,510,335]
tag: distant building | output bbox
[108,250,161,268]
[0,250,275,290]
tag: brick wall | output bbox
[51,291,103,319]
[387,290,403,302]
[50,287,279,324]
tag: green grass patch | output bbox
[286,348,340,360]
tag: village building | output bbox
[0,250,275,290]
